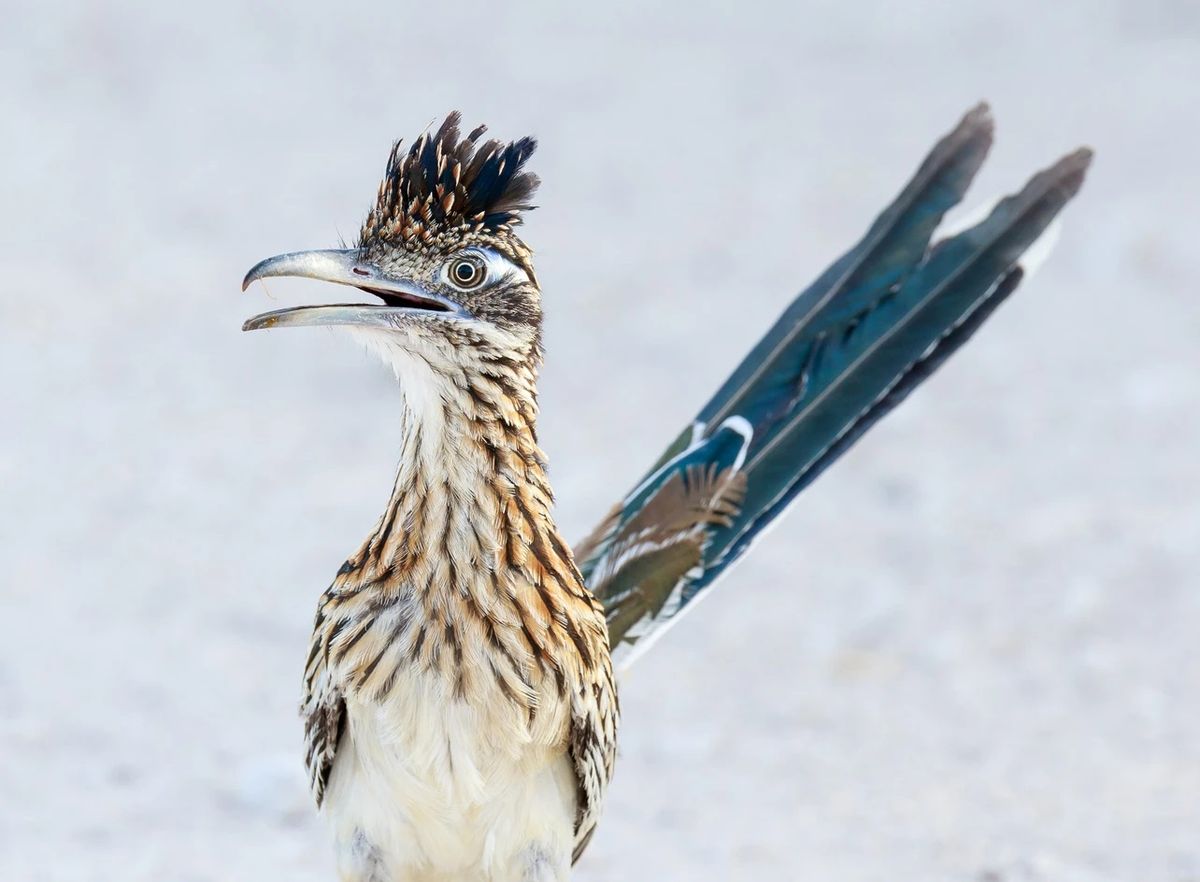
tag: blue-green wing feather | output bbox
[697,102,993,430]
[576,105,1091,670]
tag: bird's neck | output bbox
[322,339,607,712]
[354,347,557,589]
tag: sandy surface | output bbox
[2,1,1198,879]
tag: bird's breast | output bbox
[323,664,578,880]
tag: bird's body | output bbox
[303,330,614,881]
[242,107,1089,881]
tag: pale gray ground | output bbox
[2,1,1197,880]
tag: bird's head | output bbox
[243,113,543,376]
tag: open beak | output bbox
[241,249,468,331]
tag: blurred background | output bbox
[2,1,1198,880]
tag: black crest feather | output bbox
[359,112,540,248]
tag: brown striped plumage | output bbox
[302,332,617,856]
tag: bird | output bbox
[241,104,1090,882]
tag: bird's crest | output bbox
[359,112,540,250]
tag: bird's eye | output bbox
[447,256,486,289]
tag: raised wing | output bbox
[576,104,1091,671]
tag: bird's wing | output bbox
[575,424,750,659]
[575,104,1091,672]
[301,599,347,806]
[567,650,618,864]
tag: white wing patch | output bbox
[933,195,1061,282]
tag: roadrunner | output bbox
[242,105,1090,881]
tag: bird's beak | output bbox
[241,249,468,332]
